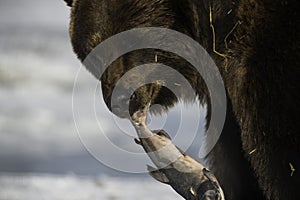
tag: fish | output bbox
[131,105,225,200]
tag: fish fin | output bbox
[147,165,169,184]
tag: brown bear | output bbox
[63,0,300,199]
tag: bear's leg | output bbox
[224,1,300,199]
[207,100,264,199]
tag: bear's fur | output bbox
[65,0,300,199]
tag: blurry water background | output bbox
[0,0,206,199]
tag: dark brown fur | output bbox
[65,0,300,199]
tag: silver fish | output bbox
[131,106,225,200]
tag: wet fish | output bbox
[131,106,225,200]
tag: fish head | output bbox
[196,169,225,200]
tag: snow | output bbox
[0,173,182,200]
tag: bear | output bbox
[63,0,300,199]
